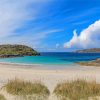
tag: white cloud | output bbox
[0,0,57,49]
[64,20,100,49]
[0,0,30,37]
[0,0,52,38]
[0,29,60,48]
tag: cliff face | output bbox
[76,48,100,53]
[0,44,40,58]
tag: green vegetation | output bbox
[5,79,50,96]
[77,58,100,67]
[54,79,100,100]
[0,44,40,58]
[4,79,50,100]
[0,94,6,100]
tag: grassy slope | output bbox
[0,94,6,100]
[4,79,50,100]
[0,44,39,57]
[54,79,100,100]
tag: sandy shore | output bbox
[0,63,100,100]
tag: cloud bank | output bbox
[64,20,100,49]
[0,0,53,38]
[0,0,54,48]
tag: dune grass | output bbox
[54,79,100,100]
[4,79,50,100]
[0,94,6,100]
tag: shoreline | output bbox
[0,62,42,66]
[0,61,99,70]
[0,63,100,100]
[0,62,100,74]
[0,62,80,69]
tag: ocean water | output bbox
[0,52,100,66]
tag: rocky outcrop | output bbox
[77,58,100,67]
[0,44,40,58]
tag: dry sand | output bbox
[0,63,100,100]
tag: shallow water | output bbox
[0,52,100,67]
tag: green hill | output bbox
[0,44,40,58]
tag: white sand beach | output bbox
[0,63,100,100]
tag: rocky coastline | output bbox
[77,58,100,67]
[0,44,40,58]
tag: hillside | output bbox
[0,44,40,58]
[76,48,100,53]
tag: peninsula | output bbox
[76,48,100,53]
[0,44,40,58]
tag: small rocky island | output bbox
[76,48,100,53]
[0,44,40,58]
[77,58,100,67]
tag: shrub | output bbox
[54,79,100,100]
[0,94,6,100]
[4,79,50,100]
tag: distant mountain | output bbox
[76,48,100,53]
[0,44,40,58]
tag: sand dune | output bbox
[0,63,100,100]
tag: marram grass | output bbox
[4,79,50,96]
[0,94,6,100]
[54,79,100,100]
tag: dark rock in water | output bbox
[0,44,40,58]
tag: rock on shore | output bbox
[77,58,100,67]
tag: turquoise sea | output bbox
[0,52,100,66]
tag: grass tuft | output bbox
[4,79,50,96]
[54,79,100,100]
[0,94,6,100]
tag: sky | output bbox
[0,0,100,52]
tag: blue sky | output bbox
[0,0,100,52]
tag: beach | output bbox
[0,63,100,100]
